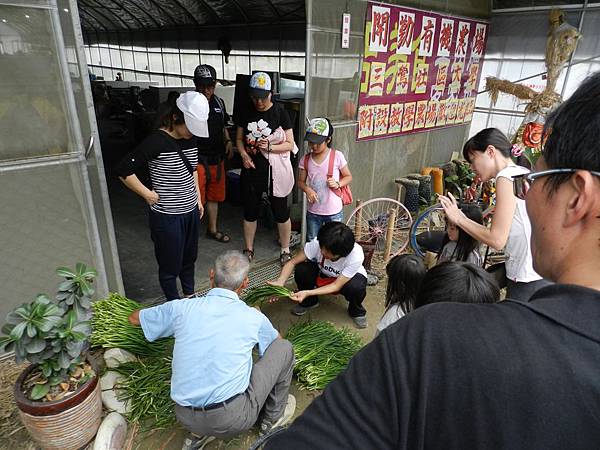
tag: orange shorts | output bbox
[197,162,226,204]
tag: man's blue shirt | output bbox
[139,288,279,407]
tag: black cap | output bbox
[194,64,217,86]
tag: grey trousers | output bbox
[174,338,294,439]
[506,278,553,302]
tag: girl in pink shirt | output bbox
[299,118,353,241]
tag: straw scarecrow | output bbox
[485,9,581,166]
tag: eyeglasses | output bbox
[512,168,600,199]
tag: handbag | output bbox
[327,149,353,206]
[303,149,353,206]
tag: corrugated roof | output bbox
[77,0,305,32]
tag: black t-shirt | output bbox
[267,284,600,450]
[237,102,292,174]
[197,94,230,159]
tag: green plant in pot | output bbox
[0,264,103,450]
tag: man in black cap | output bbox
[194,64,233,243]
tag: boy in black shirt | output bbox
[194,64,233,243]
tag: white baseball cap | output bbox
[176,91,209,137]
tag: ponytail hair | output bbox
[154,94,185,131]
[463,128,512,163]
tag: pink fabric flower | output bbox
[511,144,524,157]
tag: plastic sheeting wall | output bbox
[471,7,600,139]
[305,0,490,206]
[0,0,122,324]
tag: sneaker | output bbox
[291,302,320,316]
[352,315,368,329]
[181,433,215,450]
[259,394,297,436]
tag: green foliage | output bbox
[286,321,363,390]
[91,293,173,357]
[0,264,96,398]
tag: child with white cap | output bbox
[116,91,209,300]
[235,72,297,266]
[299,117,353,241]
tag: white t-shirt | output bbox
[496,165,543,283]
[304,238,367,279]
[376,304,406,336]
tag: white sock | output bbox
[281,247,290,254]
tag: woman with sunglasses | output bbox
[439,128,551,301]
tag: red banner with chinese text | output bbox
[357,2,488,141]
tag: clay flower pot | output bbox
[14,360,102,450]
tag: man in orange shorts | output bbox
[194,64,233,243]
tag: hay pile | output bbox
[0,359,35,450]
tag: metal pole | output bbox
[301,0,312,244]
[561,0,588,98]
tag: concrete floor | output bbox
[108,176,295,303]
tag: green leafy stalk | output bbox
[243,285,294,307]
[285,320,363,391]
[112,356,175,429]
[90,293,172,357]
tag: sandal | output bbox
[279,251,292,267]
[206,230,231,243]
[243,249,254,262]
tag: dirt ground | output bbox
[0,281,387,450]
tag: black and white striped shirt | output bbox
[117,130,199,215]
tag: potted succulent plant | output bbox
[0,264,103,450]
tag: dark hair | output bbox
[384,254,426,314]
[154,97,185,131]
[462,128,512,163]
[416,261,500,308]
[317,221,355,257]
[542,72,600,193]
[325,117,334,147]
[438,203,484,264]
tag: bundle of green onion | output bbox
[286,320,363,391]
[243,284,294,306]
[91,293,173,357]
[113,356,176,429]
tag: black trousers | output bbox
[294,261,367,317]
[149,208,200,300]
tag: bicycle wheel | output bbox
[345,198,412,273]
[409,204,447,257]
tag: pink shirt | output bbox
[299,149,348,216]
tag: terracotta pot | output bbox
[14,360,102,450]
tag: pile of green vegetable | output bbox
[285,320,363,391]
[91,293,176,428]
[243,284,294,306]
[90,293,172,357]
[112,356,175,429]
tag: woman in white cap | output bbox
[116,91,208,300]
[235,72,297,266]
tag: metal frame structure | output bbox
[471,2,600,137]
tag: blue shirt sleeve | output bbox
[139,301,177,342]
[256,312,279,357]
